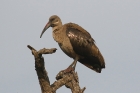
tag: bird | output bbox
[40,15,105,73]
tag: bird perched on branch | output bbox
[40,15,105,73]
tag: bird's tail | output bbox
[79,55,105,73]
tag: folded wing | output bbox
[66,23,105,73]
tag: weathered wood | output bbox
[27,45,85,93]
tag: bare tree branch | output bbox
[27,45,85,93]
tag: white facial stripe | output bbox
[55,21,59,24]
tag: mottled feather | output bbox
[65,23,105,73]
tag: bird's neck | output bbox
[52,24,64,43]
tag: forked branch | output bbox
[27,45,85,93]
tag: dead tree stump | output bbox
[27,45,86,93]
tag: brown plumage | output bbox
[40,15,105,73]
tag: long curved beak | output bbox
[40,22,51,38]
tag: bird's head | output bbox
[40,15,62,38]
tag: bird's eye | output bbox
[51,18,55,21]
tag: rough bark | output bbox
[27,45,85,93]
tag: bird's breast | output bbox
[59,37,77,59]
[52,27,78,59]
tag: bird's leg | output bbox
[68,59,78,70]
[64,57,79,73]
